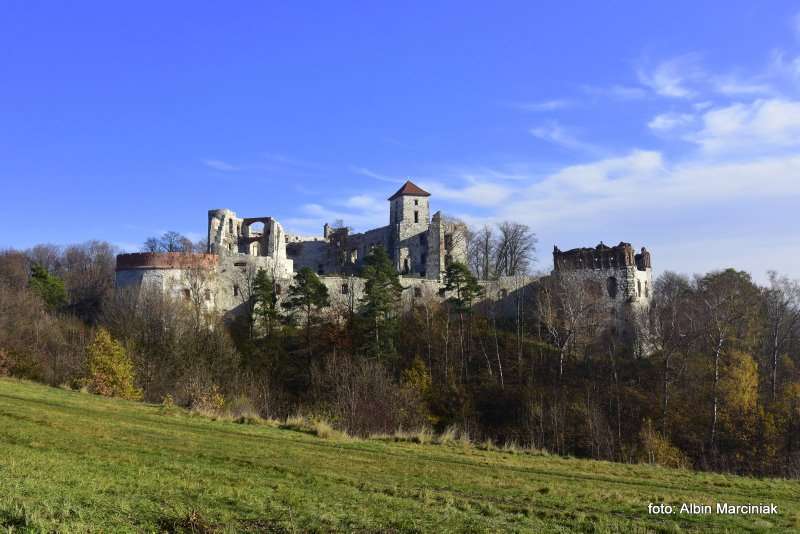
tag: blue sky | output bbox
[2,1,800,281]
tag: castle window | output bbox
[233,285,239,297]
[275,284,282,295]
[341,284,349,295]
[204,289,211,301]
[637,280,642,297]
[414,287,422,297]
[645,281,650,298]
[229,220,233,233]
[414,211,419,223]
[414,199,418,206]
[403,257,410,273]
[607,277,618,299]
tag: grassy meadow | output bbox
[0,378,797,533]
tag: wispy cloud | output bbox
[512,99,572,112]
[350,166,404,183]
[686,98,800,154]
[530,122,602,154]
[648,112,695,132]
[637,54,703,98]
[422,179,514,208]
[583,84,647,100]
[203,159,240,172]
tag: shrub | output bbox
[85,328,142,400]
[638,419,690,469]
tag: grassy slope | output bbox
[0,379,797,533]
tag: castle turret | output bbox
[388,180,431,273]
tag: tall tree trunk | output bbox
[710,334,724,454]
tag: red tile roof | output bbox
[388,180,431,200]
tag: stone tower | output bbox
[388,180,431,274]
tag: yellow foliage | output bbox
[638,419,689,469]
[720,350,758,416]
[85,328,142,400]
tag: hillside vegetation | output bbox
[1,379,797,533]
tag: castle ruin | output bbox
[115,182,653,339]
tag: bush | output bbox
[85,328,142,400]
[638,419,690,469]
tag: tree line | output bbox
[1,228,799,478]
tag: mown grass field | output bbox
[0,378,797,533]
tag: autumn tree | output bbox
[85,328,142,400]
[763,271,800,401]
[693,269,762,456]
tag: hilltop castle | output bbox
[115,181,652,337]
[206,180,467,280]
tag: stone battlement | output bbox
[553,242,651,272]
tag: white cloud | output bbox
[714,79,773,96]
[203,159,240,172]
[638,54,703,98]
[344,194,384,212]
[648,112,695,132]
[530,122,601,153]
[583,85,647,100]
[514,99,572,112]
[687,98,800,153]
[422,179,513,208]
[350,166,403,183]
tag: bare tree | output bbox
[537,271,601,379]
[61,241,117,324]
[142,231,194,253]
[468,225,495,280]
[494,222,536,277]
[764,271,800,401]
[646,271,693,433]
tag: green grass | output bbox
[0,378,798,533]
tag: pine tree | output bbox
[283,267,330,361]
[253,268,279,336]
[28,263,67,310]
[442,262,483,382]
[360,247,402,359]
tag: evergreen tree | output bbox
[442,262,483,382]
[283,267,330,361]
[253,268,279,336]
[360,247,403,359]
[442,262,483,310]
[28,262,67,310]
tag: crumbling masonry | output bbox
[115,181,652,332]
